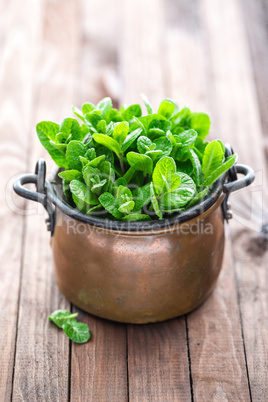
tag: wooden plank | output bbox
[187,234,251,400]
[12,0,80,400]
[199,0,268,400]
[164,0,252,399]
[74,0,122,106]
[128,320,192,402]
[70,308,128,402]
[241,0,268,140]
[69,2,128,401]
[121,1,192,401]
[120,0,166,109]
[0,1,40,400]
[164,0,209,112]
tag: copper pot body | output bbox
[51,194,225,324]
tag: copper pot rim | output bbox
[46,168,228,234]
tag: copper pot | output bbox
[14,149,254,323]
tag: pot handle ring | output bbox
[13,159,55,235]
[222,144,255,221]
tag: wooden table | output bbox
[1,0,267,401]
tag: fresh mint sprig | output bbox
[36,95,237,220]
[49,309,90,344]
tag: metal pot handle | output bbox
[13,159,55,235]
[223,164,255,194]
[221,144,255,221]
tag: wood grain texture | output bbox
[69,3,128,401]
[127,320,192,402]
[187,234,251,401]
[120,0,166,108]
[0,0,267,399]
[241,0,268,140]
[200,0,268,400]
[12,0,80,400]
[70,309,128,402]
[164,1,251,400]
[121,2,192,401]
[0,0,40,399]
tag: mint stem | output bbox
[119,153,125,175]
[144,173,149,185]
[64,313,78,320]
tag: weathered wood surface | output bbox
[0,0,267,401]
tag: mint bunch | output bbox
[36,96,237,221]
[49,309,90,343]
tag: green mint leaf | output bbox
[158,99,177,119]
[122,166,136,183]
[104,108,123,123]
[36,122,69,168]
[216,139,225,155]
[96,119,107,134]
[112,121,129,145]
[97,97,112,117]
[60,118,82,141]
[86,155,106,168]
[203,154,237,187]
[141,93,153,114]
[132,183,151,211]
[188,149,202,187]
[99,192,123,219]
[82,102,95,115]
[122,214,152,221]
[82,133,93,146]
[80,156,92,168]
[91,179,107,195]
[152,156,176,195]
[160,172,196,210]
[48,310,78,329]
[82,165,100,186]
[175,129,198,148]
[194,138,208,160]
[145,150,163,161]
[176,160,194,175]
[85,110,102,130]
[171,107,191,127]
[118,200,135,214]
[49,140,67,152]
[202,140,224,180]
[126,152,153,175]
[188,112,211,140]
[148,128,166,141]
[86,204,103,215]
[56,132,69,144]
[121,104,142,121]
[148,117,171,132]
[116,185,133,206]
[93,133,121,159]
[133,116,146,133]
[153,137,172,157]
[72,106,85,122]
[150,182,162,219]
[187,187,209,207]
[66,140,87,171]
[96,146,114,164]
[169,173,181,193]
[85,147,96,160]
[113,177,128,190]
[62,321,90,344]
[58,170,82,181]
[99,161,114,192]
[70,180,99,207]
[137,136,152,154]
[121,128,143,153]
